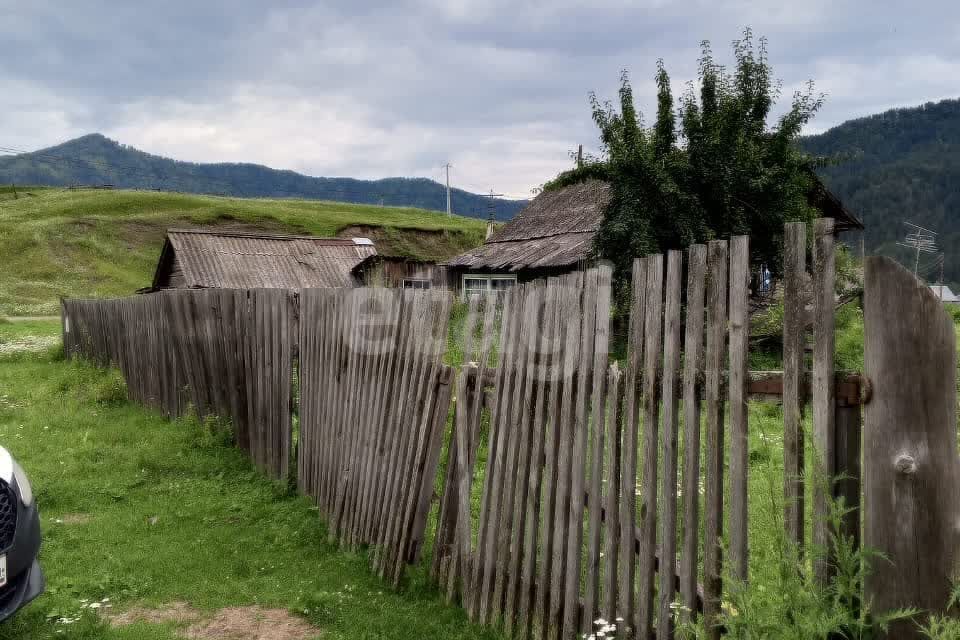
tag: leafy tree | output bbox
[563,30,826,290]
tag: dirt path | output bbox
[1,316,59,322]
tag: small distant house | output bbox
[445,179,612,295]
[150,229,376,290]
[930,284,960,304]
[351,255,448,289]
[445,175,864,296]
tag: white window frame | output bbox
[402,278,432,290]
[461,273,517,298]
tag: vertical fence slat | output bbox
[476,289,521,622]
[637,254,665,640]
[812,218,836,585]
[703,240,728,640]
[679,244,706,618]
[583,266,612,635]
[506,282,546,636]
[519,284,557,639]
[657,250,683,640]
[563,268,599,640]
[493,283,533,627]
[536,278,565,636]
[619,258,647,634]
[450,296,481,603]
[601,361,623,627]
[548,271,583,640]
[728,235,750,584]
[783,222,807,551]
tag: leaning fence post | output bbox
[864,256,960,638]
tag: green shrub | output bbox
[93,370,128,406]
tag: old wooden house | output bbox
[445,176,864,296]
[351,255,448,289]
[150,229,376,290]
[445,179,612,295]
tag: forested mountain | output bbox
[801,98,960,283]
[0,134,526,221]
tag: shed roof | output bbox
[806,172,865,232]
[445,179,611,271]
[930,284,959,302]
[152,228,377,289]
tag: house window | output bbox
[402,278,432,289]
[462,274,517,298]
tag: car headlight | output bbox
[12,460,32,506]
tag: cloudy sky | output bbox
[3,1,958,198]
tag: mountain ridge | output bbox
[800,97,960,283]
[0,133,527,221]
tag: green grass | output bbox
[0,188,486,316]
[0,325,500,640]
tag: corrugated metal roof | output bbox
[155,228,377,289]
[446,179,611,270]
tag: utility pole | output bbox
[576,144,583,168]
[481,189,504,239]
[939,253,945,300]
[443,163,452,216]
[11,183,16,199]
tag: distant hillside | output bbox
[0,134,527,221]
[0,186,487,315]
[801,98,960,283]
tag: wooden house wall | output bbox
[358,259,448,289]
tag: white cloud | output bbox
[1,0,959,199]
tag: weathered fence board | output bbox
[679,244,706,622]
[703,240,728,640]
[783,223,806,551]
[864,256,960,638]
[812,218,836,584]
[728,236,750,584]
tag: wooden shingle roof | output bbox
[151,229,377,290]
[446,179,612,271]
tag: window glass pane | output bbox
[490,278,515,291]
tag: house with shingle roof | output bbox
[445,175,863,296]
[444,179,612,295]
[150,228,376,291]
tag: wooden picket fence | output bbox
[64,217,948,637]
[297,287,455,584]
[431,220,874,640]
[62,289,296,479]
[432,244,752,640]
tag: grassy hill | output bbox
[0,186,487,315]
[0,134,527,221]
